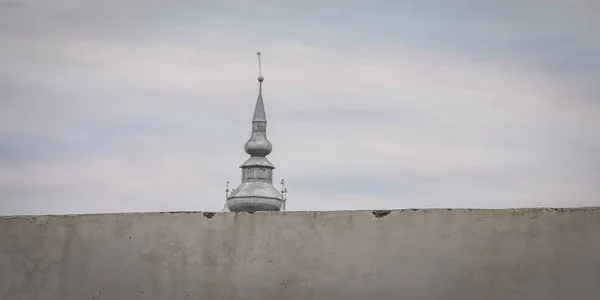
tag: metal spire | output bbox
[245,51,271,156]
[252,52,266,122]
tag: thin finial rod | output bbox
[225,181,229,198]
[257,52,262,77]
[280,179,287,211]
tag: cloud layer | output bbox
[1,0,599,215]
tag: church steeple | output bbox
[226,52,284,212]
[244,53,272,157]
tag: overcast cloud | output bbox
[1,0,599,215]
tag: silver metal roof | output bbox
[240,156,274,168]
[252,79,267,123]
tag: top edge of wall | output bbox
[2,207,599,219]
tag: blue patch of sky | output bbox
[149,0,599,85]
[0,117,183,166]
[0,134,103,166]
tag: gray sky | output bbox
[1,0,599,215]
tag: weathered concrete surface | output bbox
[1,208,599,300]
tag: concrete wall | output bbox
[1,208,599,300]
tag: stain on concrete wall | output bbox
[1,208,599,300]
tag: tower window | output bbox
[258,168,268,180]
